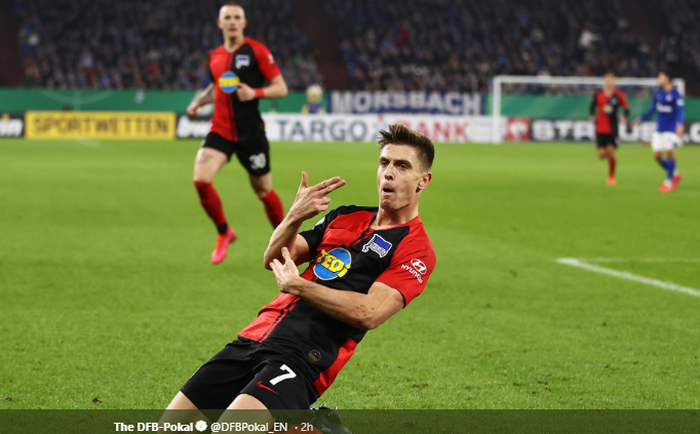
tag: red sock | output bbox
[259,189,285,228]
[194,181,227,227]
[608,157,617,177]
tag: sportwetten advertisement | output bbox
[25,112,176,140]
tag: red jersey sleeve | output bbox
[616,89,629,108]
[251,42,281,81]
[375,237,436,307]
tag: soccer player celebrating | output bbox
[589,72,629,186]
[164,124,436,411]
[187,2,288,264]
[632,70,685,192]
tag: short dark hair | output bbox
[378,123,435,170]
[603,71,615,77]
[221,1,244,10]
[658,69,671,79]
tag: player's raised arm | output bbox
[263,172,345,269]
[270,248,405,330]
[186,83,214,117]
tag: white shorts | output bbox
[651,132,681,152]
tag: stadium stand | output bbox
[8,0,700,94]
[324,0,660,93]
[652,0,700,93]
[14,0,323,90]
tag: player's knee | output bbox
[193,174,213,183]
[250,176,272,197]
[193,167,216,183]
[254,188,272,199]
[166,392,199,410]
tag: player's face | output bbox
[377,144,432,212]
[218,5,246,39]
[603,74,614,91]
[658,72,670,87]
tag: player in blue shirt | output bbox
[632,71,684,192]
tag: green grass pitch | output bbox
[1,139,699,409]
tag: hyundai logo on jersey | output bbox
[314,248,352,280]
[218,71,240,93]
[362,234,392,258]
[235,54,250,69]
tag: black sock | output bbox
[216,223,229,235]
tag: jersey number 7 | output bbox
[269,364,297,385]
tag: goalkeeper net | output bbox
[490,75,686,143]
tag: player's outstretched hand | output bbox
[287,171,346,224]
[676,124,684,137]
[270,247,302,295]
[236,83,256,102]
[630,119,640,128]
[186,101,199,118]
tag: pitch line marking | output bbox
[583,258,700,263]
[556,258,700,298]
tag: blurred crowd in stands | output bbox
[12,0,700,94]
[326,0,659,94]
[654,0,700,89]
[15,0,323,90]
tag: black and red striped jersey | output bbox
[208,37,281,142]
[590,89,629,135]
[238,205,436,396]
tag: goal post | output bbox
[491,75,686,143]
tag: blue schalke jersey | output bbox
[640,87,685,132]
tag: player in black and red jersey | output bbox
[589,72,629,186]
[163,124,437,412]
[186,2,288,264]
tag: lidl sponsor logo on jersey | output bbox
[362,234,392,258]
[25,111,176,140]
[218,72,240,93]
[314,248,351,280]
[0,113,24,137]
[329,91,482,115]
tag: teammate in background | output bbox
[186,1,288,264]
[301,84,325,114]
[589,72,629,186]
[163,124,436,411]
[631,70,684,192]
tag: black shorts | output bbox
[201,128,271,176]
[596,133,618,148]
[181,338,319,410]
